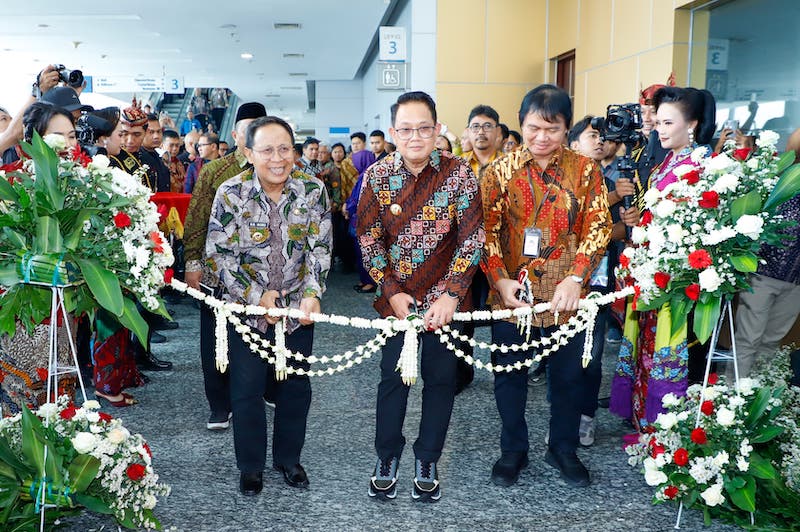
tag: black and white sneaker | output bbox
[411,459,441,502]
[207,411,232,430]
[368,456,399,500]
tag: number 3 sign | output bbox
[379,26,407,63]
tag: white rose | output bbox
[643,188,660,208]
[728,395,745,408]
[84,411,100,423]
[698,267,723,292]
[42,133,67,151]
[655,412,678,430]
[716,407,735,426]
[666,224,684,242]
[677,410,690,421]
[700,483,725,507]
[736,456,750,472]
[107,427,130,445]
[71,432,97,454]
[82,400,101,410]
[661,393,680,408]
[143,494,158,510]
[631,226,647,244]
[706,153,735,172]
[647,225,666,250]
[89,154,110,169]
[746,158,760,170]
[738,378,756,396]
[713,451,730,467]
[643,457,668,486]
[734,215,764,240]
[757,130,779,148]
[37,403,58,421]
[691,146,709,162]
[701,226,737,246]
[702,387,718,401]
[655,199,677,218]
[672,164,696,177]
[711,173,739,194]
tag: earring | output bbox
[688,128,695,145]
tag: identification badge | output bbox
[522,227,543,258]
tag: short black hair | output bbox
[567,115,596,145]
[294,143,303,156]
[390,91,437,126]
[200,132,219,147]
[331,142,346,153]
[146,112,159,122]
[508,130,522,144]
[653,86,717,146]
[518,84,573,128]
[163,129,179,140]
[22,101,75,143]
[437,135,452,152]
[245,116,295,148]
[350,131,366,142]
[369,129,385,139]
[468,105,499,125]
[89,107,120,137]
[499,123,509,140]
[302,136,320,149]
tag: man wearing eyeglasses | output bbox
[206,115,331,496]
[357,91,485,503]
[184,133,220,193]
[461,105,504,182]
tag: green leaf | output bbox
[749,452,779,479]
[764,162,800,211]
[745,387,771,429]
[20,408,45,478]
[730,190,763,220]
[729,475,756,512]
[1,227,27,249]
[692,295,721,344]
[0,263,21,287]
[75,258,124,317]
[66,454,100,493]
[776,149,796,174]
[730,253,759,273]
[62,209,92,251]
[0,459,17,480]
[0,475,20,508]
[27,132,65,211]
[751,424,785,444]
[670,294,693,338]
[33,216,63,254]
[73,493,113,515]
[118,297,150,349]
[0,176,18,202]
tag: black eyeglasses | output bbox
[468,123,496,133]
[394,126,436,140]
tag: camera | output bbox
[54,64,84,89]
[590,103,643,145]
[76,113,113,156]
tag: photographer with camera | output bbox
[75,107,124,158]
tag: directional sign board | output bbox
[91,76,185,93]
[377,62,407,91]
[379,26,407,62]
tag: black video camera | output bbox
[54,64,84,89]
[590,103,643,145]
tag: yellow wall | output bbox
[436,0,698,130]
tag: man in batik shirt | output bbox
[207,116,331,497]
[481,84,610,489]
[357,91,485,502]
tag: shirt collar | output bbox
[520,145,563,171]
[392,148,442,174]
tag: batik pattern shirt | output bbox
[357,149,485,318]
[481,145,611,327]
[461,149,504,182]
[206,169,332,333]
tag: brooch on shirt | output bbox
[248,222,270,243]
[390,203,402,216]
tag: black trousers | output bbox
[228,323,312,473]
[492,321,586,454]
[375,329,458,463]
[581,306,607,418]
[199,291,230,416]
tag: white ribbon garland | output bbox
[168,279,634,383]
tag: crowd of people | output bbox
[2,62,800,503]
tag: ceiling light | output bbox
[37,24,49,28]
[240,52,253,60]
[283,53,304,58]
[289,73,308,77]
[280,86,302,90]
[220,24,237,29]
[274,23,301,29]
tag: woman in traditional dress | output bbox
[610,86,716,432]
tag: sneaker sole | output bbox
[368,483,397,500]
[411,487,441,503]
[206,421,230,430]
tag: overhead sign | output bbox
[707,39,729,71]
[377,63,407,91]
[379,26,407,62]
[91,76,185,93]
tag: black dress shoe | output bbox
[490,452,529,487]
[239,472,263,496]
[544,448,590,487]
[274,463,309,488]
[150,331,167,344]
[136,351,173,371]
[139,372,151,384]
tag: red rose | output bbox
[164,268,174,284]
[698,191,719,209]
[98,412,112,422]
[654,272,671,289]
[60,405,77,420]
[708,373,719,385]
[701,400,714,416]
[681,169,701,184]
[688,249,713,269]
[619,253,630,269]
[691,427,708,445]
[651,444,666,457]
[640,210,653,226]
[664,485,679,499]
[685,284,700,301]
[674,448,689,466]
[126,463,146,481]
[733,147,752,161]
[113,212,131,228]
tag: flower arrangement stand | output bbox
[28,282,89,532]
[675,298,752,529]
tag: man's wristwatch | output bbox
[444,290,459,299]
[569,275,583,284]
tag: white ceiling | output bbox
[0,0,395,127]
